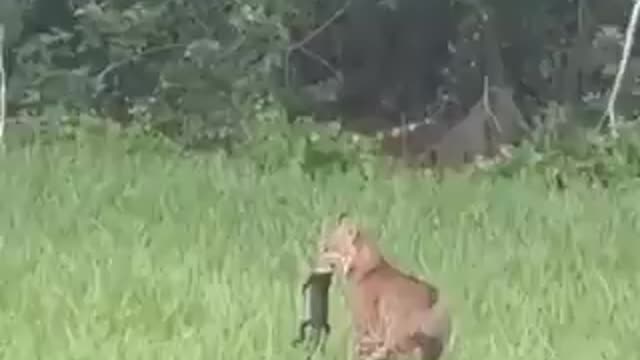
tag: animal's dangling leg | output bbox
[304,328,322,360]
[318,323,331,354]
[291,320,311,347]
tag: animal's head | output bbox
[316,213,381,278]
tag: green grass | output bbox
[0,136,638,360]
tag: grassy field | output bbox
[0,136,638,360]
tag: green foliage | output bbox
[231,97,383,182]
[8,0,291,143]
[5,101,385,184]
[477,123,640,190]
[3,0,640,189]
[16,102,640,193]
[4,105,181,156]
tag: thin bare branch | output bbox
[0,24,6,150]
[287,0,350,52]
[604,0,640,138]
[285,0,351,87]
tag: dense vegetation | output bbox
[2,0,640,173]
[1,0,639,144]
[0,1,639,359]
[0,132,638,359]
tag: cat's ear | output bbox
[337,211,349,224]
[341,219,362,274]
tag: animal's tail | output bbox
[421,295,456,359]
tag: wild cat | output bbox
[316,213,452,360]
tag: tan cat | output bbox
[317,214,451,360]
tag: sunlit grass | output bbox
[0,137,638,359]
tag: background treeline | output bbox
[2,0,640,185]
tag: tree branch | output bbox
[604,0,640,138]
[0,24,6,150]
[285,0,351,86]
